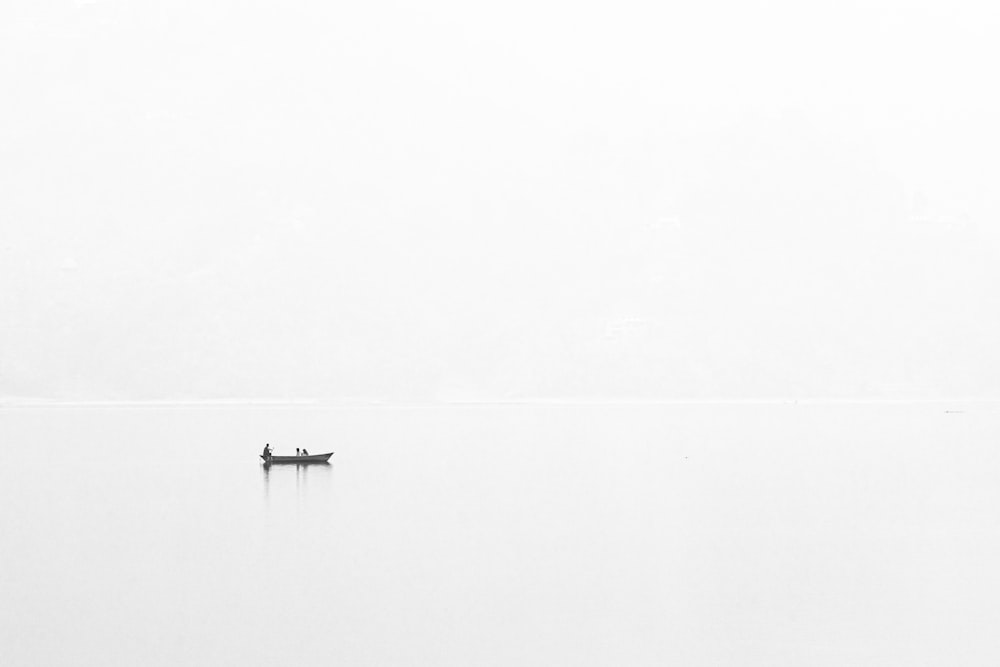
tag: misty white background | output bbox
[2,0,999,401]
[4,6,1000,666]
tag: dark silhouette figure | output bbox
[302,448,309,456]
[296,448,301,456]
[262,443,272,460]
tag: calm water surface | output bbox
[1,404,998,666]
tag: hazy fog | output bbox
[3,0,999,402]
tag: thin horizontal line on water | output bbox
[2,398,999,409]
[0,399,323,409]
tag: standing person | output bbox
[296,448,300,456]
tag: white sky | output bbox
[2,0,999,401]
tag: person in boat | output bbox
[262,443,272,460]
[296,448,300,456]
[302,448,309,456]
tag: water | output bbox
[2,403,998,666]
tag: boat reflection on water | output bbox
[261,459,332,502]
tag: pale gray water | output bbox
[1,404,998,666]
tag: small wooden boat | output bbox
[261,452,333,464]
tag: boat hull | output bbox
[261,453,333,464]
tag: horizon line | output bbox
[2,397,998,409]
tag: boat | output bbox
[260,452,333,464]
